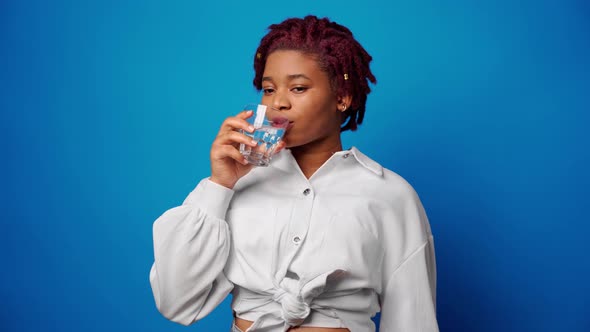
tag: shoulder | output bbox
[381,168,422,206]
[351,148,433,257]
[350,147,420,205]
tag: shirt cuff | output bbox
[197,178,235,220]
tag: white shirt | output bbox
[150,147,439,331]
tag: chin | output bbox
[282,135,304,149]
[283,141,300,149]
[283,140,312,150]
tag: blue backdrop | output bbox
[2,0,589,331]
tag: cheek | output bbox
[287,110,339,142]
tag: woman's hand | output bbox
[209,110,256,189]
[209,110,285,189]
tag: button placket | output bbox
[291,187,313,248]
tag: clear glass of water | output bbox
[239,104,289,166]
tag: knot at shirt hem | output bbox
[236,269,348,331]
[272,287,310,326]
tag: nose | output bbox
[271,89,291,112]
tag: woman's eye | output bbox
[263,88,274,95]
[292,86,308,93]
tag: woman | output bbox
[149,15,439,332]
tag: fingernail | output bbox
[248,126,255,132]
[251,140,257,146]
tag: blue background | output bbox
[2,0,589,331]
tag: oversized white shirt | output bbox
[150,147,439,331]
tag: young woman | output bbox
[149,15,439,332]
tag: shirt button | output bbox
[343,153,350,159]
[292,236,301,244]
[303,188,311,195]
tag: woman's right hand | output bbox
[209,110,257,189]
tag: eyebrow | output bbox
[261,74,312,82]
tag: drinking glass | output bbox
[239,104,289,166]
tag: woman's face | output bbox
[261,50,344,149]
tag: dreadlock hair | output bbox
[253,15,377,132]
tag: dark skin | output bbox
[210,50,352,331]
[210,50,351,186]
[262,50,352,179]
[234,316,350,332]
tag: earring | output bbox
[341,105,347,112]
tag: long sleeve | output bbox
[379,237,438,331]
[149,178,235,326]
[378,176,439,332]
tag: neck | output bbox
[290,136,343,179]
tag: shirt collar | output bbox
[348,147,384,176]
[272,146,384,177]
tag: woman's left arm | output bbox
[378,183,439,332]
[379,237,438,331]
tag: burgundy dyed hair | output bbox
[253,15,377,132]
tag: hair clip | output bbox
[344,73,349,80]
[256,52,262,59]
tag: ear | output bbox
[337,95,353,112]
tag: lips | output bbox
[267,110,294,130]
[270,116,293,130]
[271,116,289,126]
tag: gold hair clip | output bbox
[344,73,349,80]
[256,52,262,59]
